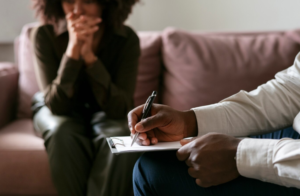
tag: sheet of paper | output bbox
[111,136,182,152]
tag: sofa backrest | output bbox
[15,23,162,119]
[16,23,300,118]
[161,28,300,110]
[133,32,162,106]
[0,63,18,128]
[16,23,40,119]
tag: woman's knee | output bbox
[34,107,86,146]
[43,119,91,159]
[49,119,85,141]
[92,118,128,137]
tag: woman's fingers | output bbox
[69,15,100,38]
[73,24,99,34]
[66,12,76,20]
[72,15,102,28]
[74,26,98,40]
[67,14,101,37]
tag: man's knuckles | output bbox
[196,178,213,188]
[188,167,198,178]
[190,153,202,163]
[128,122,133,130]
[176,150,188,161]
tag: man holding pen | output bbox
[128,53,300,195]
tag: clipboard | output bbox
[106,136,182,154]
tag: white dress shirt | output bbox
[192,53,300,189]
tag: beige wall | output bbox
[1,0,300,61]
[0,44,14,62]
[127,0,300,31]
[0,0,35,62]
[2,0,300,42]
[0,0,36,43]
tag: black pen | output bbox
[131,91,157,146]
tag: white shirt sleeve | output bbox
[237,138,300,189]
[191,53,300,188]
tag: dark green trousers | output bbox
[33,106,140,196]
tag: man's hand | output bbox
[127,104,198,146]
[177,133,242,187]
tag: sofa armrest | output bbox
[0,63,19,129]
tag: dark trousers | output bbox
[33,106,140,196]
[133,127,300,196]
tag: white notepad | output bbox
[107,136,182,154]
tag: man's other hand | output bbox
[177,133,242,187]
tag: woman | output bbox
[31,0,140,196]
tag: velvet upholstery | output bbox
[0,63,18,129]
[161,28,300,110]
[134,32,162,106]
[16,23,40,119]
[1,23,300,195]
[0,119,56,195]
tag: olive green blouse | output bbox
[32,24,140,119]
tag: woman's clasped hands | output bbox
[66,12,102,65]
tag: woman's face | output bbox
[62,0,103,18]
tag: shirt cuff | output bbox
[85,59,111,89]
[236,138,278,183]
[55,54,83,97]
[192,103,228,136]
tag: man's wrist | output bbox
[233,138,242,167]
[183,110,198,137]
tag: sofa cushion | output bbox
[162,28,300,110]
[0,63,18,129]
[0,119,56,195]
[15,24,162,118]
[16,23,40,119]
[134,32,162,106]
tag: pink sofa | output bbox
[1,23,300,195]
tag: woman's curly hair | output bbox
[33,0,139,30]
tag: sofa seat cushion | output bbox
[0,119,56,195]
[16,23,40,119]
[162,28,300,110]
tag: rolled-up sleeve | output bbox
[191,52,300,188]
[237,138,300,189]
